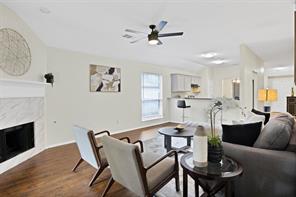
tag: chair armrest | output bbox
[119,137,131,143]
[94,130,110,136]
[96,145,103,151]
[133,140,144,152]
[145,150,178,171]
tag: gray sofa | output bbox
[223,142,296,197]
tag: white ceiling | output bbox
[1,0,294,71]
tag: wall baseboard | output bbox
[46,121,175,149]
[111,121,173,135]
[46,140,75,149]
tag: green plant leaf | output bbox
[208,135,222,147]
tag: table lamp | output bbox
[258,89,278,112]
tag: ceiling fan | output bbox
[123,20,183,45]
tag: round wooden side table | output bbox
[158,127,194,153]
[181,153,243,197]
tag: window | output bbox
[141,73,163,121]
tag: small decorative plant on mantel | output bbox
[208,100,223,163]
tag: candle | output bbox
[193,126,208,167]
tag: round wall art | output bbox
[0,28,31,76]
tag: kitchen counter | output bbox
[168,97,212,123]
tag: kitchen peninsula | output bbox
[168,97,213,123]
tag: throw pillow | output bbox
[222,122,262,147]
[273,113,296,152]
[251,109,270,125]
[254,113,294,150]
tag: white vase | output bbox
[193,126,208,167]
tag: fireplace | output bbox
[0,122,34,163]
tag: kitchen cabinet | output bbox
[287,97,296,116]
[191,76,201,85]
[171,74,185,92]
[171,74,201,92]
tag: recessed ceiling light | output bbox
[40,7,51,14]
[200,52,218,58]
[212,59,227,65]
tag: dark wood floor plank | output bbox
[0,123,176,197]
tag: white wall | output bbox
[0,4,46,81]
[240,44,264,110]
[210,65,240,98]
[0,4,47,172]
[46,47,195,146]
[268,76,293,112]
[198,67,212,98]
[264,66,294,112]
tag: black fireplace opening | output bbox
[0,122,34,163]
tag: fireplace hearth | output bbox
[0,122,34,163]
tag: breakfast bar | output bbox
[168,97,213,123]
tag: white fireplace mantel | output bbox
[0,79,49,98]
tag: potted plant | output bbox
[44,73,54,87]
[208,100,223,163]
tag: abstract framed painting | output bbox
[90,64,121,92]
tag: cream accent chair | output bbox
[101,135,180,197]
[72,125,114,186]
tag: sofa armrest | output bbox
[223,142,296,197]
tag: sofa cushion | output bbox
[272,113,296,152]
[142,152,175,190]
[222,122,262,146]
[251,109,270,125]
[287,122,296,152]
[254,113,294,150]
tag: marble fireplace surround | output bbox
[0,79,47,174]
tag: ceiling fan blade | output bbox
[155,20,168,32]
[130,36,146,44]
[125,29,147,34]
[158,32,184,37]
[122,34,133,39]
[157,39,163,45]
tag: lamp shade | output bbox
[258,89,278,102]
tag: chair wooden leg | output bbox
[89,167,105,187]
[175,173,180,192]
[72,158,83,172]
[101,177,114,197]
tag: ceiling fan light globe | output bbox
[148,33,159,45]
[149,39,159,45]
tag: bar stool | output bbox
[177,100,191,122]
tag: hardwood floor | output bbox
[0,123,177,197]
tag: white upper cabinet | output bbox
[171,74,201,92]
[171,74,185,92]
[191,76,201,85]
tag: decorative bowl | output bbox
[175,124,185,132]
